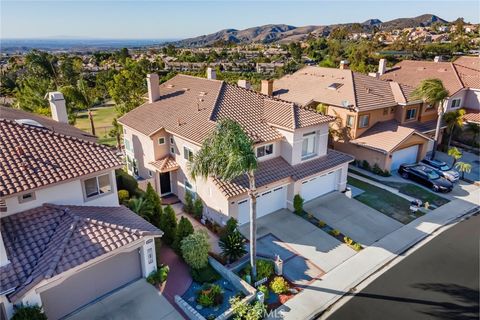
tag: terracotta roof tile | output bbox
[0,204,161,301]
[0,119,122,197]
[149,156,179,172]
[463,108,480,124]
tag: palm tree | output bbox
[454,161,472,180]
[128,198,153,221]
[189,119,259,279]
[412,79,449,159]
[447,147,463,167]
[443,109,465,149]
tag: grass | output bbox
[74,106,118,146]
[348,177,415,224]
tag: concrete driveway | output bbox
[66,279,183,320]
[304,192,403,247]
[239,209,356,275]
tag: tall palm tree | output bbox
[189,119,259,279]
[412,79,449,160]
[443,109,465,149]
[447,147,463,167]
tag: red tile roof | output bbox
[0,119,122,197]
[149,156,179,172]
[0,204,162,301]
[213,150,353,198]
[463,108,480,124]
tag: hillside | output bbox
[171,14,448,47]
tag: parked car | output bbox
[420,159,460,183]
[398,164,454,193]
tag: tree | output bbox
[181,230,210,269]
[159,205,177,245]
[219,230,247,263]
[448,147,463,167]
[11,305,47,320]
[109,118,123,150]
[412,79,449,159]
[465,123,480,146]
[128,197,153,220]
[189,119,259,280]
[455,161,472,179]
[145,182,163,228]
[443,109,465,149]
[173,216,194,253]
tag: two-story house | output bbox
[272,64,441,171]
[0,97,162,320]
[118,71,353,226]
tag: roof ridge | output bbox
[84,215,145,236]
[451,62,466,90]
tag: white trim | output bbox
[158,137,166,145]
[81,172,113,202]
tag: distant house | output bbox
[118,71,353,226]
[0,97,162,320]
[256,62,285,74]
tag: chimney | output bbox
[46,92,68,123]
[261,79,274,96]
[339,60,349,70]
[237,79,251,90]
[147,73,160,103]
[378,58,387,75]
[206,67,216,80]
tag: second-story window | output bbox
[124,138,132,152]
[302,132,317,160]
[84,174,112,199]
[406,108,417,120]
[183,146,194,161]
[451,99,461,108]
[346,115,354,127]
[158,137,165,145]
[256,144,273,158]
[359,115,369,128]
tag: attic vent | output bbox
[327,83,343,90]
[0,199,6,212]
[15,119,45,129]
[365,87,372,93]
[438,68,448,72]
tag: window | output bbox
[148,170,153,177]
[158,137,165,145]
[84,174,112,199]
[301,132,317,159]
[383,108,388,116]
[147,248,153,264]
[346,115,354,127]
[170,147,175,154]
[170,137,174,144]
[124,138,132,152]
[183,146,194,161]
[18,192,35,203]
[359,115,369,128]
[451,99,461,108]
[256,144,273,158]
[406,108,417,120]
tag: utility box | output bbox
[274,255,283,276]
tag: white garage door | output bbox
[301,170,338,202]
[391,145,419,170]
[237,185,287,225]
[41,249,142,320]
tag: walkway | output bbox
[157,245,192,302]
[270,187,480,320]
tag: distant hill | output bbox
[171,14,448,47]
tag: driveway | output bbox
[304,192,403,246]
[239,209,356,276]
[67,279,183,320]
[435,149,480,182]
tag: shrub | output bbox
[343,236,353,245]
[193,197,204,219]
[258,284,270,300]
[361,160,371,170]
[116,169,142,197]
[257,259,274,280]
[128,197,153,220]
[181,230,210,269]
[219,230,246,263]
[270,276,289,294]
[183,191,194,214]
[173,216,194,253]
[145,182,162,213]
[372,163,383,175]
[382,169,392,177]
[352,243,362,251]
[159,205,177,245]
[191,264,221,283]
[146,265,170,286]
[293,194,304,214]
[12,305,47,320]
[230,297,266,320]
[222,218,238,237]
[117,189,130,204]
[318,220,326,228]
[197,283,224,307]
[329,229,340,237]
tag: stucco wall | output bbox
[2,170,118,217]
[445,89,468,112]
[464,89,480,110]
[334,141,388,169]
[123,126,156,178]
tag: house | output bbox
[0,97,162,320]
[256,62,285,74]
[118,71,353,226]
[272,63,439,171]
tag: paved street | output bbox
[326,213,480,320]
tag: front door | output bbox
[159,172,171,195]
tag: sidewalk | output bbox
[271,189,480,320]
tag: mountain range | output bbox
[171,14,448,47]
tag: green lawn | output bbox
[348,177,419,224]
[75,106,118,146]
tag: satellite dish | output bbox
[341,100,350,108]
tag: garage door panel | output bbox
[391,145,419,170]
[41,249,142,320]
[301,170,338,202]
[238,186,286,225]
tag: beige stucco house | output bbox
[118,71,353,226]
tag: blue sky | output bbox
[1,1,478,39]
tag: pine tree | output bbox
[173,216,194,253]
[159,205,177,245]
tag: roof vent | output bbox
[182,87,190,91]
[167,84,175,88]
[327,83,343,90]
[199,91,207,97]
[15,119,46,129]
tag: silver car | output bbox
[420,159,460,183]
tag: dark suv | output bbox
[398,164,454,193]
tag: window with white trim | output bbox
[170,137,174,144]
[158,137,165,145]
[406,108,417,120]
[83,174,112,199]
[301,131,317,159]
[359,115,369,128]
[124,138,132,152]
[18,192,35,203]
[451,98,461,108]
[183,146,194,161]
[346,115,354,127]
[256,144,273,158]
[170,146,175,154]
